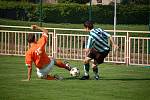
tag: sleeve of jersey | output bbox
[98,28,111,37]
[86,36,94,49]
[39,32,48,49]
[25,52,32,67]
[102,31,111,37]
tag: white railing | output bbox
[0,25,150,66]
[129,37,150,66]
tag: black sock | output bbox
[93,67,98,76]
[84,63,90,76]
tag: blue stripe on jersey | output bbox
[90,32,108,48]
[87,28,110,52]
[90,34,109,52]
[86,36,94,48]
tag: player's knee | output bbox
[83,59,89,64]
[37,74,44,79]
[37,72,47,79]
[92,64,97,69]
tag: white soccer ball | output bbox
[70,67,80,77]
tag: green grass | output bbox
[0,18,149,31]
[0,55,150,100]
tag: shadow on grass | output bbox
[63,77,150,81]
[101,78,150,81]
[63,77,81,80]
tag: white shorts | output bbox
[36,59,55,79]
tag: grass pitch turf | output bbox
[0,18,149,31]
[0,55,150,100]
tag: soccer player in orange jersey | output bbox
[24,25,71,81]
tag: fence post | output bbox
[126,32,129,65]
[148,33,150,54]
[52,29,57,58]
[52,29,54,57]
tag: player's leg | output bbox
[46,75,55,80]
[54,59,71,71]
[92,53,102,80]
[93,49,110,80]
[81,48,96,80]
[46,74,63,80]
[92,63,99,80]
[81,57,91,79]
[36,71,56,80]
[36,58,56,80]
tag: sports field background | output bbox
[0,18,149,31]
[0,1,149,99]
[0,55,150,100]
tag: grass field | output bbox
[0,55,150,100]
[0,18,149,31]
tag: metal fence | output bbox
[129,37,150,66]
[0,25,150,66]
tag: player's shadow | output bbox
[63,77,150,81]
[101,78,150,81]
[63,77,81,80]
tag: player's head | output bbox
[84,21,93,31]
[27,33,36,43]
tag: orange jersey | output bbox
[25,32,50,69]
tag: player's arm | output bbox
[31,25,48,54]
[31,25,48,35]
[27,65,32,81]
[22,64,32,81]
[102,31,118,50]
[25,52,33,81]
[84,36,94,54]
[109,36,119,50]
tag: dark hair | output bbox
[84,21,93,30]
[27,34,35,43]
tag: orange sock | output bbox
[46,75,56,80]
[55,59,70,71]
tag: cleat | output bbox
[80,75,89,80]
[54,74,63,80]
[64,60,72,71]
[64,60,69,65]
[94,75,100,80]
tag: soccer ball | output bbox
[70,67,80,77]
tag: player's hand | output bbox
[31,25,38,30]
[83,48,90,53]
[113,44,119,51]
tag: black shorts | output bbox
[87,48,110,64]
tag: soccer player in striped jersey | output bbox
[81,21,118,80]
[24,25,71,81]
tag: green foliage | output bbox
[57,0,90,4]
[0,1,149,24]
[0,18,149,31]
[41,4,88,23]
[0,1,34,20]
[121,0,149,5]
[117,4,149,24]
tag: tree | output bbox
[121,0,149,5]
[57,0,90,4]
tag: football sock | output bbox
[84,63,90,76]
[46,75,56,80]
[93,67,99,76]
[55,59,70,71]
